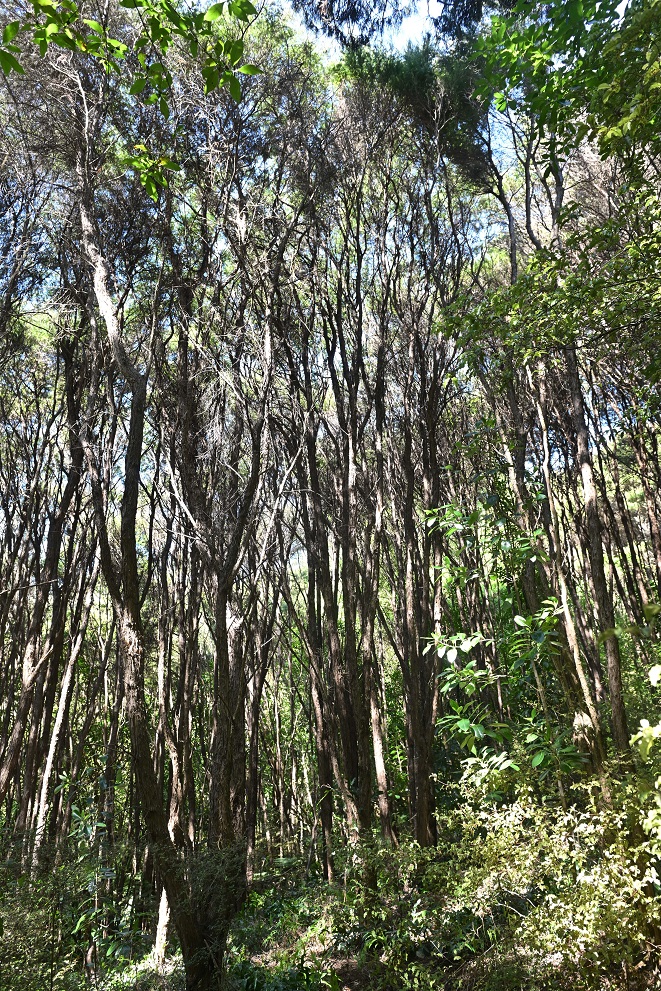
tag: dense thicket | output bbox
[1,2,661,989]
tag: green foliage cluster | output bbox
[228,959,338,991]
[475,0,661,156]
[5,780,660,991]
[0,770,156,990]
[220,786,661,991]
[339,41,488,182]
[0,0,261,196]
[0,857,100,991]
[0,0,259,96]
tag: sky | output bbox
[285,0,445,59]
[387,0,444,49]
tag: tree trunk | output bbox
[566,346,629,754]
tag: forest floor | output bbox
[6,794,661,991]
[98,839,661,991]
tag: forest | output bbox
[1,0,661,988]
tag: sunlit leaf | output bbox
[204,3,225,20]
[2,22,20,44]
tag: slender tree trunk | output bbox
[535,372,608,773]
[566,346,629,754]
[31,554,100,868]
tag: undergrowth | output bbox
[2,782,660,990]
[224,782,661,991]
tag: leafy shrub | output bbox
[228,959,339,991]
[323,794,660,990]
[0,859,83,991]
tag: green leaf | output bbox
[129,77,147,94]
[513,615,528,627]
[237,63,260,75]
[2,22,20,44]
[531,751,546,767]
[50,30,77,50]
[143,176,158,201]
[494,91,508,112]
[0,49,24,74]
[227,39,244,65]
[228,73,241,102]
[203,66,220,93]
[228,0,256,19]
[204,3,225,20]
